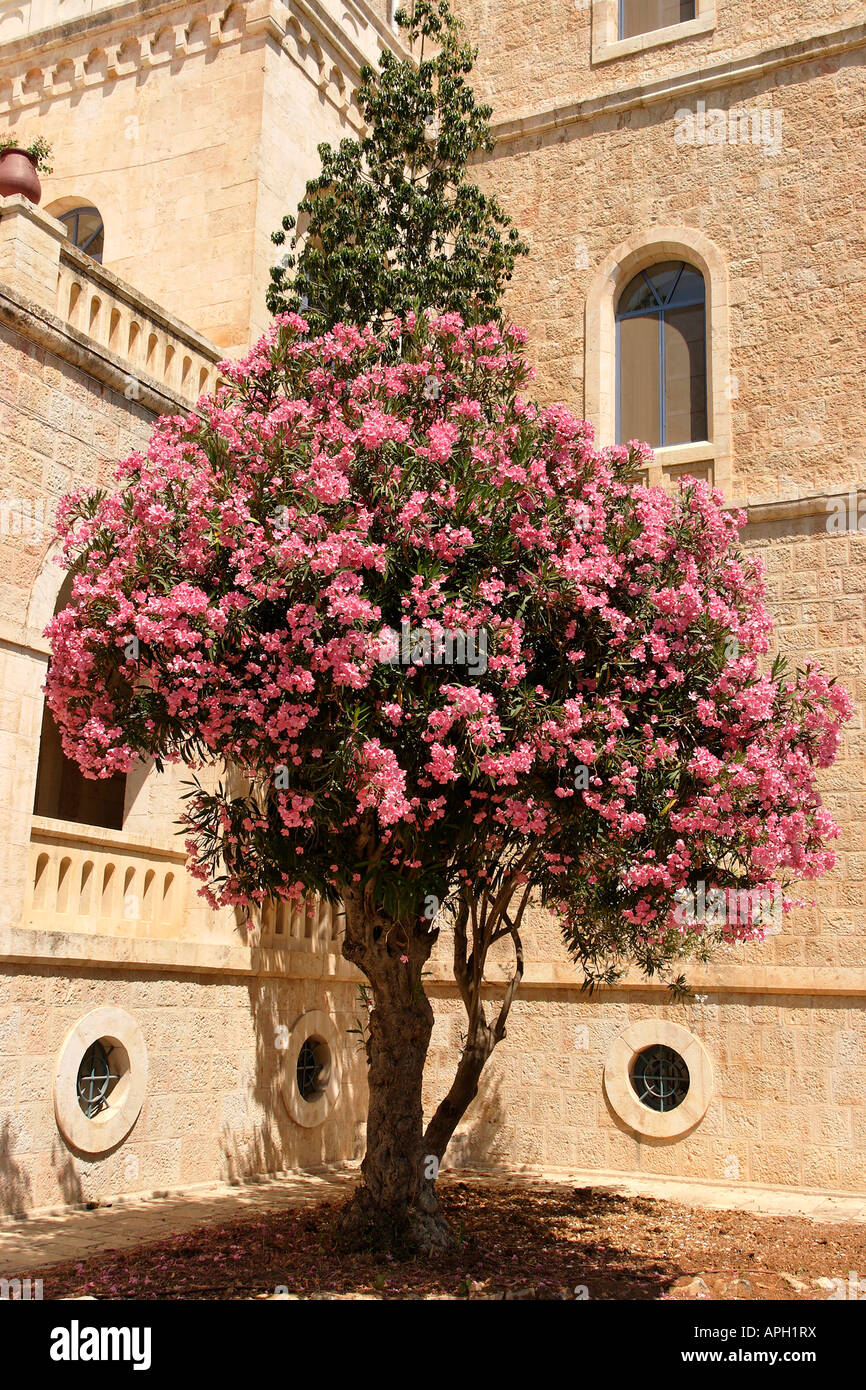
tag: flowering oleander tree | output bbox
[45,311,850,1250]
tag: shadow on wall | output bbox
[50,1141,85,1209]
[440,1072,508,1171]
[0,1116,33,1218]
[218,975,366,1184]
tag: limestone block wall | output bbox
[0,1,267,352]
[0,193,229,919]
[0,313,145,925]
[426,986,866,1193]
[0,202,371,1214]
[454,6,866,506]
[425,513,866,1195]
[0,960,367,1213]
[457,0,865,122]
[419,9,866,1199]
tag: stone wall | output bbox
[460,0,864,121]
[0,961,366,1213]
[0,0,863,1213]
[419,2,866,1194]
[0,189,371,1214]
[426,983,866,1192]
[455,6,866,505]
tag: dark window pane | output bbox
[620,0,696,41]
[617,270,658,316]
[75,212,104,262]
[33,569,126,830]
[664,304,707,444]
[668,264,705,307]
[618,311,661,446]
[33,702,126,830]
[58,206,104,264]
[644,260,686,305]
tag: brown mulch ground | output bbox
[22,1182,866,1300]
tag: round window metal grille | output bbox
[76,1039,119,1118]
[630,1044,690,1112]
[296,1039,327,1102]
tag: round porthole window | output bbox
[282,1010,343,1129]
[54,1007,147,1156]
[77,1038,127,1117]
[296,1037,330,1103]
[630,1043,689,1113]
[603,1020,713,1139]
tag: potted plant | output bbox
[0,137,53,205]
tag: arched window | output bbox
[33,574,126,829]
[615,260,707,448]
[57,206,104,263]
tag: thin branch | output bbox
[493,927,524,1044]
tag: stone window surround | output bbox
[592,0,717,66]
[583,225,732,496]
[604,1018,714,1138]
[281,1008,344,1129]
[53,1005,148,1154]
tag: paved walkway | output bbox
[2,1163,865,1275]
[0,1167,357,1275]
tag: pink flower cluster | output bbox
[44,310,851,960]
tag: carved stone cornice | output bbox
[0,0,408,118]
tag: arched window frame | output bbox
[584,227,732,496]
[57,205,104,263]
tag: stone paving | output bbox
[2,1163,865,1276]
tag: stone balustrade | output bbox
[254,894,347,952]
[24,815,190,939]
[0,194,223,408]
[22,814,345,956]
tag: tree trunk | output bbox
[336,890,451,1253]
[335,876,525,1254]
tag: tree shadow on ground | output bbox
[18,1181,736,1299]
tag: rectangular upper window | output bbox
[619,0,696,42]
[593,0,715,65]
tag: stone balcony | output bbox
[19,814,347,964]
[0,194,222,410]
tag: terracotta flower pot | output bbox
[0,148,42,205]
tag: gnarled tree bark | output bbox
[335,863,532,1254]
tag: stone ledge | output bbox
[0,279,201,418]
[4,921,862,994]
[59,235,222,360]
[490,19,866,148]
[0,923,361,980]
[736,488,866,526]
[30,813,188,861]
[426,958,866,997]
